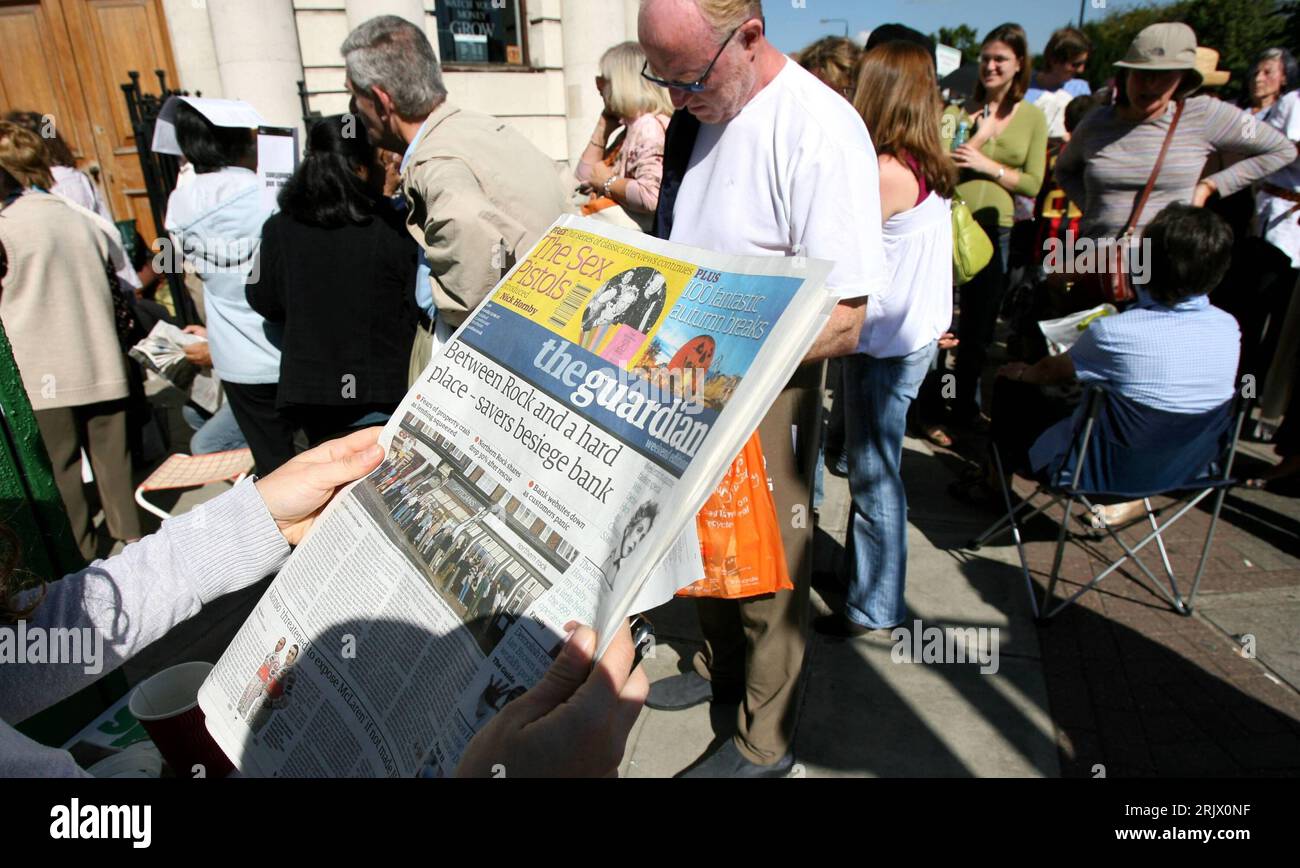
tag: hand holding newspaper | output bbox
[129,321,221,414]
[198,216,834,776]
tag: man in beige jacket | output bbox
[341,16,572,383]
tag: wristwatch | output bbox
[996,166,1006,181]
[603,175,619,196]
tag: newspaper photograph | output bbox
[197,215,833,776]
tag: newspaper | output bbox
[128,321,222,414]
[1038,303,1117,356]
[197,215,834,777]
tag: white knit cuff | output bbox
[166,478,291,604]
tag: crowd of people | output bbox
[2,0,1298,777]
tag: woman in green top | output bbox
[943,23,1048,424]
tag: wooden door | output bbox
[0,2,100,172]
[60,0,177,242]
[0,0,177,242]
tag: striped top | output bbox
[1056,95,1296,239]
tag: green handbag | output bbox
[952,198,993,286]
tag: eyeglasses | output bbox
[640,18,760,92]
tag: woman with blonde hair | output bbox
[576,41,674,232]
[797,36,861,98]
[815,40,957,637]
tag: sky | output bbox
[765,0,1148,55]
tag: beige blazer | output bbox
[0,192,128,410]
[402,101,573,326]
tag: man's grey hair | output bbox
[664,0,763,41]
[341,15,446,117]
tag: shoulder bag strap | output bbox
[1124,98,1186,236]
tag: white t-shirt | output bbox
[859,191,952,358]
[1255,90,1300,268]
[669,59,886,300]
[51,165,113,223]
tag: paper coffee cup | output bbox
[128,661,233,778]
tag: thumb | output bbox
[311,442,385,490]
[512,626,596,720]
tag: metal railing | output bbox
[121,69,198,326]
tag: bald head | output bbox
[639,0,779,124]
[640,0,714,45]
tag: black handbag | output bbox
[106,260,145,352]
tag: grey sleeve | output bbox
[1202,98,1298,197]
[1,479,290,725]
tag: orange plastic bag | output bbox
[676,431,792,600]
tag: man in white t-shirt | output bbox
[639,0,886,778]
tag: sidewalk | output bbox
[1011,436,1300,777]
[620,435,1060,777]
[122,384,1300,777]
[619,432,1300,778]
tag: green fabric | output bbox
[943,101,1048,228]
[0,319,85,584]
[952,200,994,285]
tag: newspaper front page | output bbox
[198,216,833,776]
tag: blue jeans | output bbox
[842,342,938,628]
[183,403,248,454]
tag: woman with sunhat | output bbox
[1056,22,1294,244]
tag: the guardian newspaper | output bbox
[198,215,833,776]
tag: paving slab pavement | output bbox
[1197,587,1300,693]
[620,435,1060,777]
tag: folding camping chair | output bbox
[965,387,1246,620]
[133,448,255,520]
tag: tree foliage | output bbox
[932,25,981,64]
[1081,0,1290,103]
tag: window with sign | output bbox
[436,0,527,66]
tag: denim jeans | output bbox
[842,341,938,629]
[183,402,248,454]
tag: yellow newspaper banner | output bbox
[493,226,699,367]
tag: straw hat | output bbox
[1114,22,1204,93]
[1195,47,1231,88]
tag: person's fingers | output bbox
[564,619,638,721]
[575,625,648,775]
[613,664,649,736]
[593,619,638,692]
[292,426,382,465]
[296,436,385,491]
[315,426,384,463]
[514,625,596,719]
[600,672,648,774]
